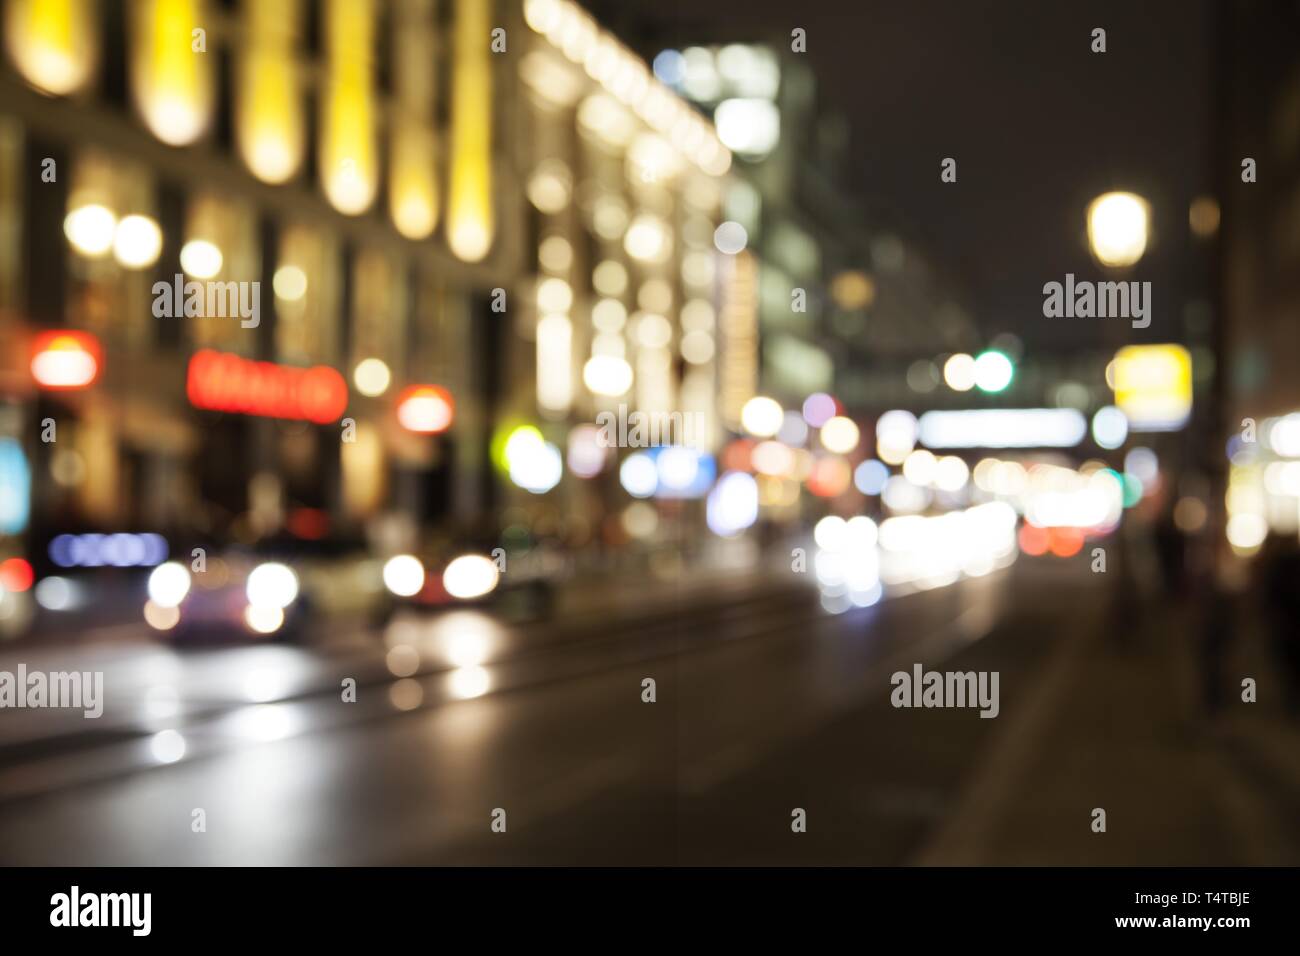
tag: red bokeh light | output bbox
[721,438,755,472]
[30,330,102,390]
[806,457,852,498]
[1048,527,1085,558]
[287,508,329,540]
[0,558,34,592]
[395,385,454,434]
[1018,522,1049,557]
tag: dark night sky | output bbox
[587,0,1215,355]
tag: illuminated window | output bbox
[447,0,494,261]
[236,0,304,184]
[389,0,439,239]
[183,194,258,352]
[351,248,407,384]
[130,0,214,146]
[4,0,98,96]
[320,0,377,215]
[274,226,340,367]
[0,118,22,310]
[62,152,163,347]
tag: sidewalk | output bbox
[914,573,1300,865]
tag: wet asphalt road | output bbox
[0,563,1093,864]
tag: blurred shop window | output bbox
[113,165,163,349]
[719,250,759,431]
[63,150,119,340]
[277,420,328,515]
[350,248,408,390]
[411,272,457,393]
[63,150,164,349]
[274,225,340,367]
[341,419,385,519]
[75,409,121,525]
[183,193,258,353]
[0,117,22,311]
[1270,69,1300,164]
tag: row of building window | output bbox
[4,0,497,258]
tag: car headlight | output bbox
[243,604,285,634]
[147,562,191,608]
[442,554,500,600]
[246,562,298,609]
[382,555,425,597]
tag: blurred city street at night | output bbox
[0,0,1299,869]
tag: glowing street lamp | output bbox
[1087,191,1149,268]
[64,204,117,258]
[113,214,163,269]
[740,396,782,437]
[943,353,976,392]
[352,358,391,397]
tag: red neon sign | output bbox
[31,330,102,389]
[187,350,348,424]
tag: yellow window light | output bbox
[389,1,439,239]
[236,0,303,184]
[390,125,438,240]
[5,0,97,96]
[536,314,573,413]
[448,0,494,262]
[320,0,377,215]
[1112,345,1193,431]
[131,0,214,146]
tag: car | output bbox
[377,548,557,624]
[146,554,310,644]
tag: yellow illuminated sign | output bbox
[1112,344,1192,431]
